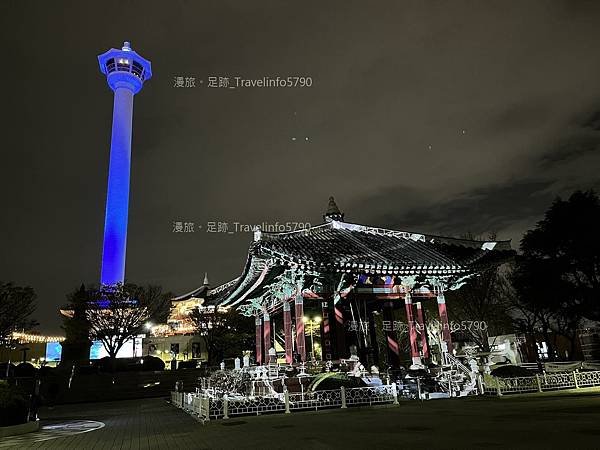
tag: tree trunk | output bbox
[109,350,117,373]
[479,330,491,353]
[542,329,555,361]
[567,334,576,361]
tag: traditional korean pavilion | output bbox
[201,197,514,369]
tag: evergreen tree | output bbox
[59,284,92,366]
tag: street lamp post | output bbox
[309,323,315,361]
[303,316,322,361]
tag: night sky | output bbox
[2,1,600,334]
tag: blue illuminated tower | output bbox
[97,42,152,285]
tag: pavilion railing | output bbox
[170,383,399,422]
[483,370,600,396]
[345,385,397,406]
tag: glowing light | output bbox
[12,332,65,343]
[303,316,322,324]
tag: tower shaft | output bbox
[100,87,134,285]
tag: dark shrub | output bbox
[0,363,16,379]
[491,365,533,378]
[77,364,98,375]
[38,365,55,377]
[92,356,112,372]
[14,362,36,378]
[92,356,165,372]
[93,357,130,372]
[43,381,61,406]
[406,368,430,378]
[0,383,29,426]
[141,356,165,371]
[177,360,198,370]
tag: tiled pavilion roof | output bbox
[214,220,514,307]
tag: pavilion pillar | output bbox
[415,302,430,359]
[321,300,333,361]
[405,293,422,367]
[437,292,453,357]
[255,316,263,365]
[263,312,272,359]
[334,304,347,360]
[383,301,400,367]
[283,300,293,364]
[367,309,380,367]
[295,294,306,362]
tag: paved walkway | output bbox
[3,392,600,449]
[0,421,104,449]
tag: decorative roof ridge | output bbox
[260,222,331,239]
[250,220,514,260]
[330,220,512,249]
[329,220,426,242]
[257,219,419,241]
[208,278,240,296]
[257,219,511,250]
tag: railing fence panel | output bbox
[483,369,600,396]
[171,384,399,421]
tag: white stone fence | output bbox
[171,384,399,422]
[483,370,600,396]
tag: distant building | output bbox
[143,273,237,364]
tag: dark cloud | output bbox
[353,180,555,241]
[581,109,600,131]
[539,134,600,169]
[485,100,555,134]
